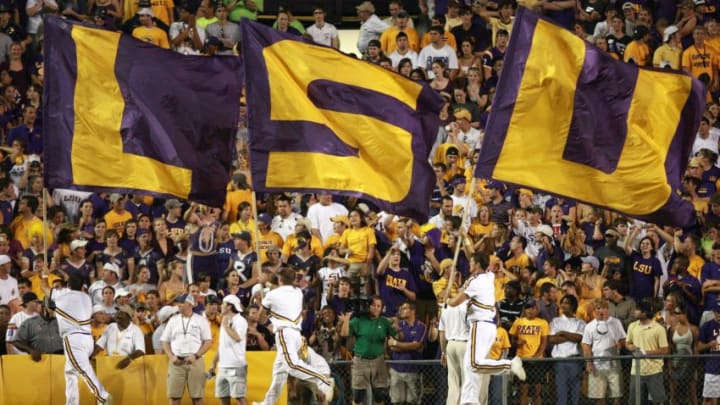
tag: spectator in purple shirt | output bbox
[388,301,426,405]
[377,246,417,318]
[624,224,662,301]
[697,301,720,402]
[7,105,40,155]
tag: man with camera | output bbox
[340,295,396,405]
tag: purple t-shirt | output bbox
[699,319,720,374]
[629,251,662,300]
[390,319,426,372]
[378,268,417,317]
[702,262,720,311]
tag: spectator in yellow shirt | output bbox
[132,8,170,49]
[624,25,651,66]
[653,25,682,69]
[379,10,419,54]
[104,193,132,238]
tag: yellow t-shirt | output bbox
[488,17,514,47]
[626,320,668,375]
[509,316,549,358]
[282,234,324,258]
[688,254,706,281]
[489,326,511,360]
[151,0,174,26]
[505,254,531,271]
[229,219,256,239]
[652,43,682,69]
[339,227,377,263]
[623,41,650,66]
[258,231,283,264]
[469,221,493,240]
[380,26,420,54]
[682,45,718,82]
[104,210,133,238]
[323,233,343,251]
[223,189,252,224]
[132,26,170,49]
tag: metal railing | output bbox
[287,354,720,405]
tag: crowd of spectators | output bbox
[0,0,718,403]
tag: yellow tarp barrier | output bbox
[1,353,286,405]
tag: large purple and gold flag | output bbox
[43,16,243,207]
[477,7,704,227]
[241,20,443,222]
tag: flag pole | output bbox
[443,170,478,307]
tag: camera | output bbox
[349,295,372,318]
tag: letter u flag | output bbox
[477,7,704,227]
[241,20,443,223]
[43,16,243,206]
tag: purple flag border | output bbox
[241,19,442,223]
[476,7,703,227]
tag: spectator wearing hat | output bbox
[169,2,205,54]
[0,254,19,309]
[87,262,123,305]
[626,300,670,405]
[533,223,563,271]
[624,25,652,65]
[577,255,606,320]
[595,227,628,275]
[281,218,324,263]
[91,304,110,346]
[161,293,213,405]
[56,239,94,287]
[95,304,146,368]
[202,294,222,352]
[510,299,550,405]
[380,9,419,55]
[305,193,348,246]
[132,7,170,48]
[323,214,348,251]
[418,25,459,79]
[317,247,349,308]
[152,305,178,354]
[449,106,482,152]
[306,5,340,48]
[356,1,389,54]
[12,298,63,359]
[209,294,247,404]
[653,24,682,68]
[450,174,479,218]
[102,193,132,238]
[228,231,257,308]
[5,291,39,353]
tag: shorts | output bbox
[215,366,247,399]
[587,368,622,399]
[628,372,667,403]
[389,369,421,403]
[703,374,720,398]
[523,360,548,385]
[347,263,365,284]
[167,359,206,399]
[352,356,389,390]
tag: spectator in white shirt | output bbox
[95,304,146,369]
[356,1,389,54]
[306,6,339,48]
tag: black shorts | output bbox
[523,361,549,385]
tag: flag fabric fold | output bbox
[241,20,443,223]
[476,7,704,227]
[43,16,243,206]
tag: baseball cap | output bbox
[258,213,272,224]
[115,288,131,298]
[0,255,10,265]
[175,293,196,305]
[158,305,179,322]
[689,157,702,168]
[164,199,182,210]
[356,1,375,13]
[445,146,460,156]
[205,294,220,305]
[536,224,553,238]
[137,7,154,16]
[70,239,88,251]
[92,304,106,314]
[581,255,600,270]
[605,228,621,238]
[451,175,467,186]
[663,25,679,42]
[116,304,134,318]
[486,180,505,190]
[22,292,39,305]
[454,108,472,121]
[109,193,124,203]
[622,2,634,10]
[232,231,252,242]
[331,215,349,226]
[103,262,120,276]
[223,294,242,312]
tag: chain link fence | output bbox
[282,354,718,405]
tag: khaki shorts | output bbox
[167,358,206,399]
[215,366,247,399]
[389,368,421,403]
[587,368,622,399]
[352,356,389,390]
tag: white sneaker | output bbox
[320,379,334,403]
[511,356,526,381]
